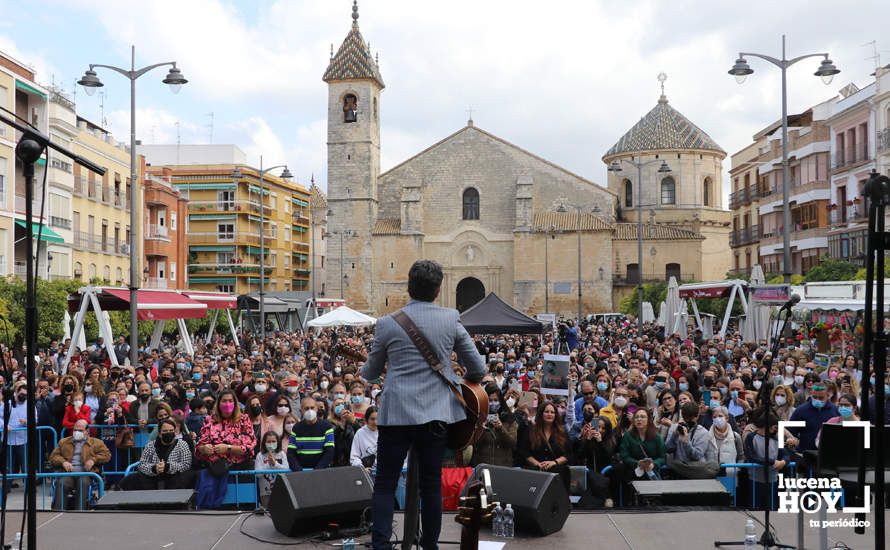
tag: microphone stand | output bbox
[0,112,105,550]
[857,170,888,546]
[715,305,795,549]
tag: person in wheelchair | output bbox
[49,419,111,510]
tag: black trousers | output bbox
[372,421,447,550]
[119,470,195,491]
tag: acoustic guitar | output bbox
[456,480,495,550]
[329,343,488,451]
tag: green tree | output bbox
[804,257,859,282]
[619,281,668,316]
[853,262,890,280]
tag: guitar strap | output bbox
[391,310,470,413]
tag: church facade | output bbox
[322,4,730,317]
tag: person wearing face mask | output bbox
[287,398,334,471]
[328,397,361,467]
[254,431,288,508]
[51,376,80,433]
[350,406,379,471]
[49,419,111,510]
[265,396,293,438]
[120,418,194,491]
[470,384,518,467]
[816,393,859,447]
[62,391,92,431]
[126,383,162,428]
[2,382,29,492]
[348,381,370,420]
[598,388,630,430]
[788,384,838,451]
[708,406,743,479]
[665,402,719,479]
[770,385,796,421]
[743,410,789,510]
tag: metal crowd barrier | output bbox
[0,471,104,511]
[60,424,157,476]
[0,426,59,473]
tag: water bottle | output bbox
[744,519,757,550]
[503,504,515,538]
[492,502,504,537]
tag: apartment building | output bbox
[141,145,311,295]
[0,51,54,280]
[826,82,876,266]
[728,138,764,276]
[71,116,139,285]
[142,156,188,289]
[46,88,77,280]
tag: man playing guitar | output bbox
[362,260,486,550]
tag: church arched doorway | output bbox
[456,277,485,312]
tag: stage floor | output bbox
[4,509,887,549]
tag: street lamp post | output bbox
[78,45,188,368]
[608,158,671,331]
[232,160,292,342]
[556,204,602,322]
[728,35,839,283]
[543,225,555,313]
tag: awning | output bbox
[795,299,890,313]
[189,277,236,285]
[245,246,269,256]
[174,183,236,191]
[189,214,236,221]
[248,185,271,196]
[180,291,238,309]
[190,245,236,252]
[291,197,309,207]
[238,294,292,313]
[16,80,46,100]
[15,220,64,243]
[678,280,748,299]
[68,287,207,320]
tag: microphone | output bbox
[779,294,801,311]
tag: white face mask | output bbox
[785,365,795,373]
[614,396,628,408]
[72,430,85,441]
[775,395,787,406]
[505,397,516,408]
[277,406,290,416]
[73,400,83,409]
[753,380,762,390]
[287,386,299,395]
[371,389,381,399]
[320,381,329,390]
[713,417,727,429]
[303,409,317,422]
[255,384,267,393]
[265,442,278,453]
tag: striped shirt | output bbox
[287,419,334,470]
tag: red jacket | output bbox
[62,404,92,431]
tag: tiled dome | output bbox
[603,95,724,158]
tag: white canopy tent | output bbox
[656,301,667,327]
[677,279,749,338]
[641,302,655,324]
[743,265,774,345]
[664,277,683,335]
[307,306,376,328]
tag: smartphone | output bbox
[739,390,746,399]
[486,414,498,425]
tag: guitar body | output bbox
[447,382,489,451]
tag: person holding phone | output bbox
[618,408,666,480]
[470,384,518,467]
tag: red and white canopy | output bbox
[678,280,748,299]
[68,287,207,321]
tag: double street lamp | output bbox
[323,211,355,300]
[728,35,839,283]
[608,158,671,331]
[78,46,188,368]
[232,160,292,342]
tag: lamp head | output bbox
[728,57,753,84]
[77,69,103,96]
[815,58,840,85]
[162,67,188,94]
[657,161,671,173]
[556,204,568,213]
[279,166,293,180]
[608,160,623,172]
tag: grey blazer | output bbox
[362,300,486,426]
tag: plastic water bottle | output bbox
[503,504,515,538]
[492,503,504,537]
[744,519,757,550]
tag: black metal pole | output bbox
[855,190,876,535]
[16,136,43,550]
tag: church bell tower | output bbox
[323,1,384,310]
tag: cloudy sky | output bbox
[2,0,889,197]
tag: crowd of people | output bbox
[1,313,888,511]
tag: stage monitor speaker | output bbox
[94,489,194,510]
[268,466,372,536]
[462,464,569,536]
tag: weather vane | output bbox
[657,72,667,96]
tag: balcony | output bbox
[292,241,310,253]
[729,187,761,209]
[188,231,266,246]
[878,128,890,154]
[292,211,310,224]
[73,176,85,196]
[145,223,170,241]
[188,200,240,213]
[113,191,129,209]
[832,143,871,170]
[613,272,695,285]
[730,225,760,247]
[144,277,168,289]
[49,216,72,230]
[830,205,866,226]
[187,263,271,275]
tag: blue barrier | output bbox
[0,471,104,511]
[0,426,59,474]
[720,462,796,510]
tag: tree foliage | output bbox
[803,257,859,283]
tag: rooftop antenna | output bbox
[98,90,107,128]
[175,121,181,165]
[466,107,474,127]
[863,40,880,69]
[206,112,214,144]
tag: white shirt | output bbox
[349,425,378,467]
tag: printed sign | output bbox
[540,353,570,396]
[750,285,791,305]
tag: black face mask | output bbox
[17,394,26,403]
[583,410,595,423]
[250,404,263,416]
[139,394,150,402]
[159,432,175,445]
[63,384,74,393]
[741,375,752,386]
[210,382,220,392]
[703,378,715,387]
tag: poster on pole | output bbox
[536,313,556,331]
[540,353,570,396]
